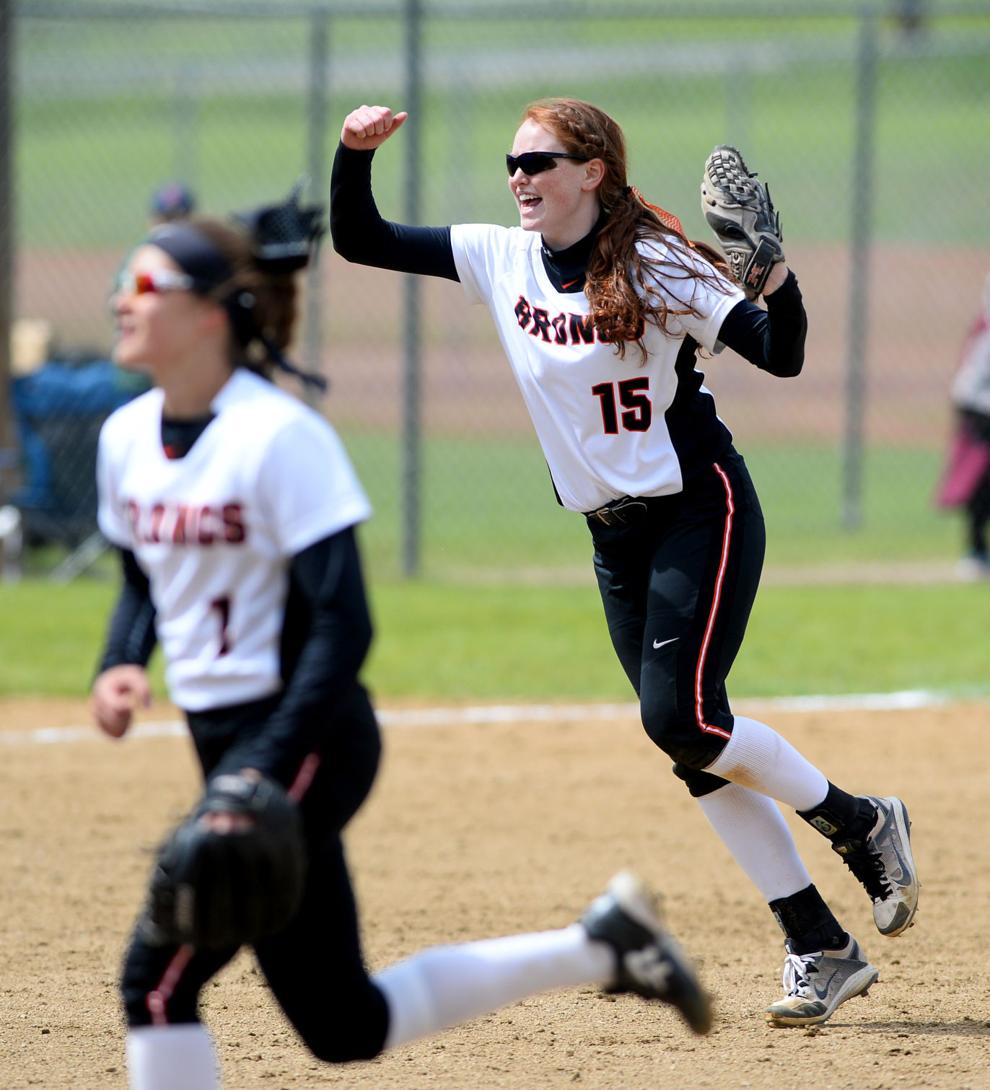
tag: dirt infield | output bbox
[2,696,989,1090]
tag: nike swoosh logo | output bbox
[561,277,582,290]
[624,947,673,991]
[876,811,911,885]
[813,970,840,1000]
[652,637,679,650]
[885,843,908,884]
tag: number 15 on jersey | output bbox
[591,378,652,434]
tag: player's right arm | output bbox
[91,664,151,739]
[330,105,459,280]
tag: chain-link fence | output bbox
[4,0,990,580]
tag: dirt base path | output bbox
[2,697,988,1090]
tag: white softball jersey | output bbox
[97,368,371,711]
[951,315,990,416]
[450,223,744,513]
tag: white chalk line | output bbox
[1,688,986,747]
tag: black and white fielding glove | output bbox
[700,144,784,299]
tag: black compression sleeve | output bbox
[716,270,807,378]
[330,143,459,279]
[222,526,374,781]
[97,549,158,674]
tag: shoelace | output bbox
[832,838,892,902]
[781,950,819,997]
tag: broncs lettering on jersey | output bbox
[513,295,645,347]
[125,499,248,546]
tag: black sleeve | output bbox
[330,143,459,280]
[221,525,374,782]
[96,548,158,675]
[716,270,807,378]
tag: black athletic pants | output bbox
[960,409,990,555]
[121,682,390,1063]
[587,449,766,798]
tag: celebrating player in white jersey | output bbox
[330,98,921,1028]
[92,189,713,1090]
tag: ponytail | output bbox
[149,185,328,392]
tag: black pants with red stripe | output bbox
[588,449,766,798]
[120,682,390,1062]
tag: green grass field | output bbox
[3,431,977,702]
[0,574,985,702]
[340,433,960,579]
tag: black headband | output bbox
[146,222,233,292]
[143,192,328,395]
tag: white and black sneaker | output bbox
[580,872,712,1035]
[766,936,879,1028]
[833,796,920,937]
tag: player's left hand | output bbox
[761,262,790,296]
[700,144,785,300]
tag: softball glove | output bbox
[149,771,307,949]
[700,144,784,299]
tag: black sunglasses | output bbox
[505,151,589,177]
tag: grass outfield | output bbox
[0,436,973,701]
[342,434,960,578]
[1,574,985,701]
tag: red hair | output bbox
[522,98,731,361]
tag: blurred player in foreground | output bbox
[90,188,711,1090]
[330,99,920,1028]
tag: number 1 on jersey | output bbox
[591,378,652,434]
[210,595,232,657]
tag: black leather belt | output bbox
[585,495,652,526]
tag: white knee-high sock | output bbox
[697,782,812,902]
[126,1024,220,1090]
[704,715,829,811]
[375,924,614,1050]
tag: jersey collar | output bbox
[539,212,606,294]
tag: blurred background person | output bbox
[1,317,142,563]
[935,271,990,580]
[148,181,197,226]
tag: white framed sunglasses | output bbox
[113,268,196,297]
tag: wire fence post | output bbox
[842,9,878,530]
[172,62,199,189]
[0,0,13,456]
[401,0,423,576]
[304,11,330,398]
[724,51,751,149]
